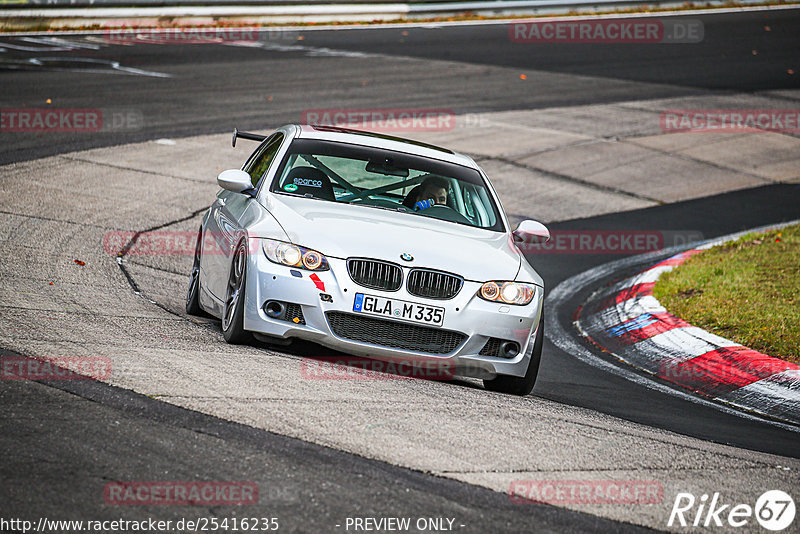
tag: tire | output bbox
[483,315,544,396]
[221,240,253,344]
[185,229,206,316]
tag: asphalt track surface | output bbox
[2,357,637,533]
[1,8,798,164]
[1,8,800,532]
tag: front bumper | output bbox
[243,251,543,380]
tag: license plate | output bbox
[353,293,445,327]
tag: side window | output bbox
[245,133,284,187]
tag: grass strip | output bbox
[654,223,800,364]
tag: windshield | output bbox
[269,139,504,231]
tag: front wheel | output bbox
[483,315,543,396]
[221,240,253,344]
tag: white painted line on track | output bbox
[222,40,374,58]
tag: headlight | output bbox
[478,281,535,305]
[262,239,329,271]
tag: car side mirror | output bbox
[217,169,256,197]
[513,220,550,243]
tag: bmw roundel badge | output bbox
[400,253,413,262]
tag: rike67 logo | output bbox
[668,490,795,531]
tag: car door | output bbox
[203,132,284,300]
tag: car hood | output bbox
[264,195,521,282]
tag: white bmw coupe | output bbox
[187,124,550,395]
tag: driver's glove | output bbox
[414,199,434,211]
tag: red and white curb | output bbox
[576,230,800,426]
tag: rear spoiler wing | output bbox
[232,128,267,147]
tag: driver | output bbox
[403,176,449,211]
